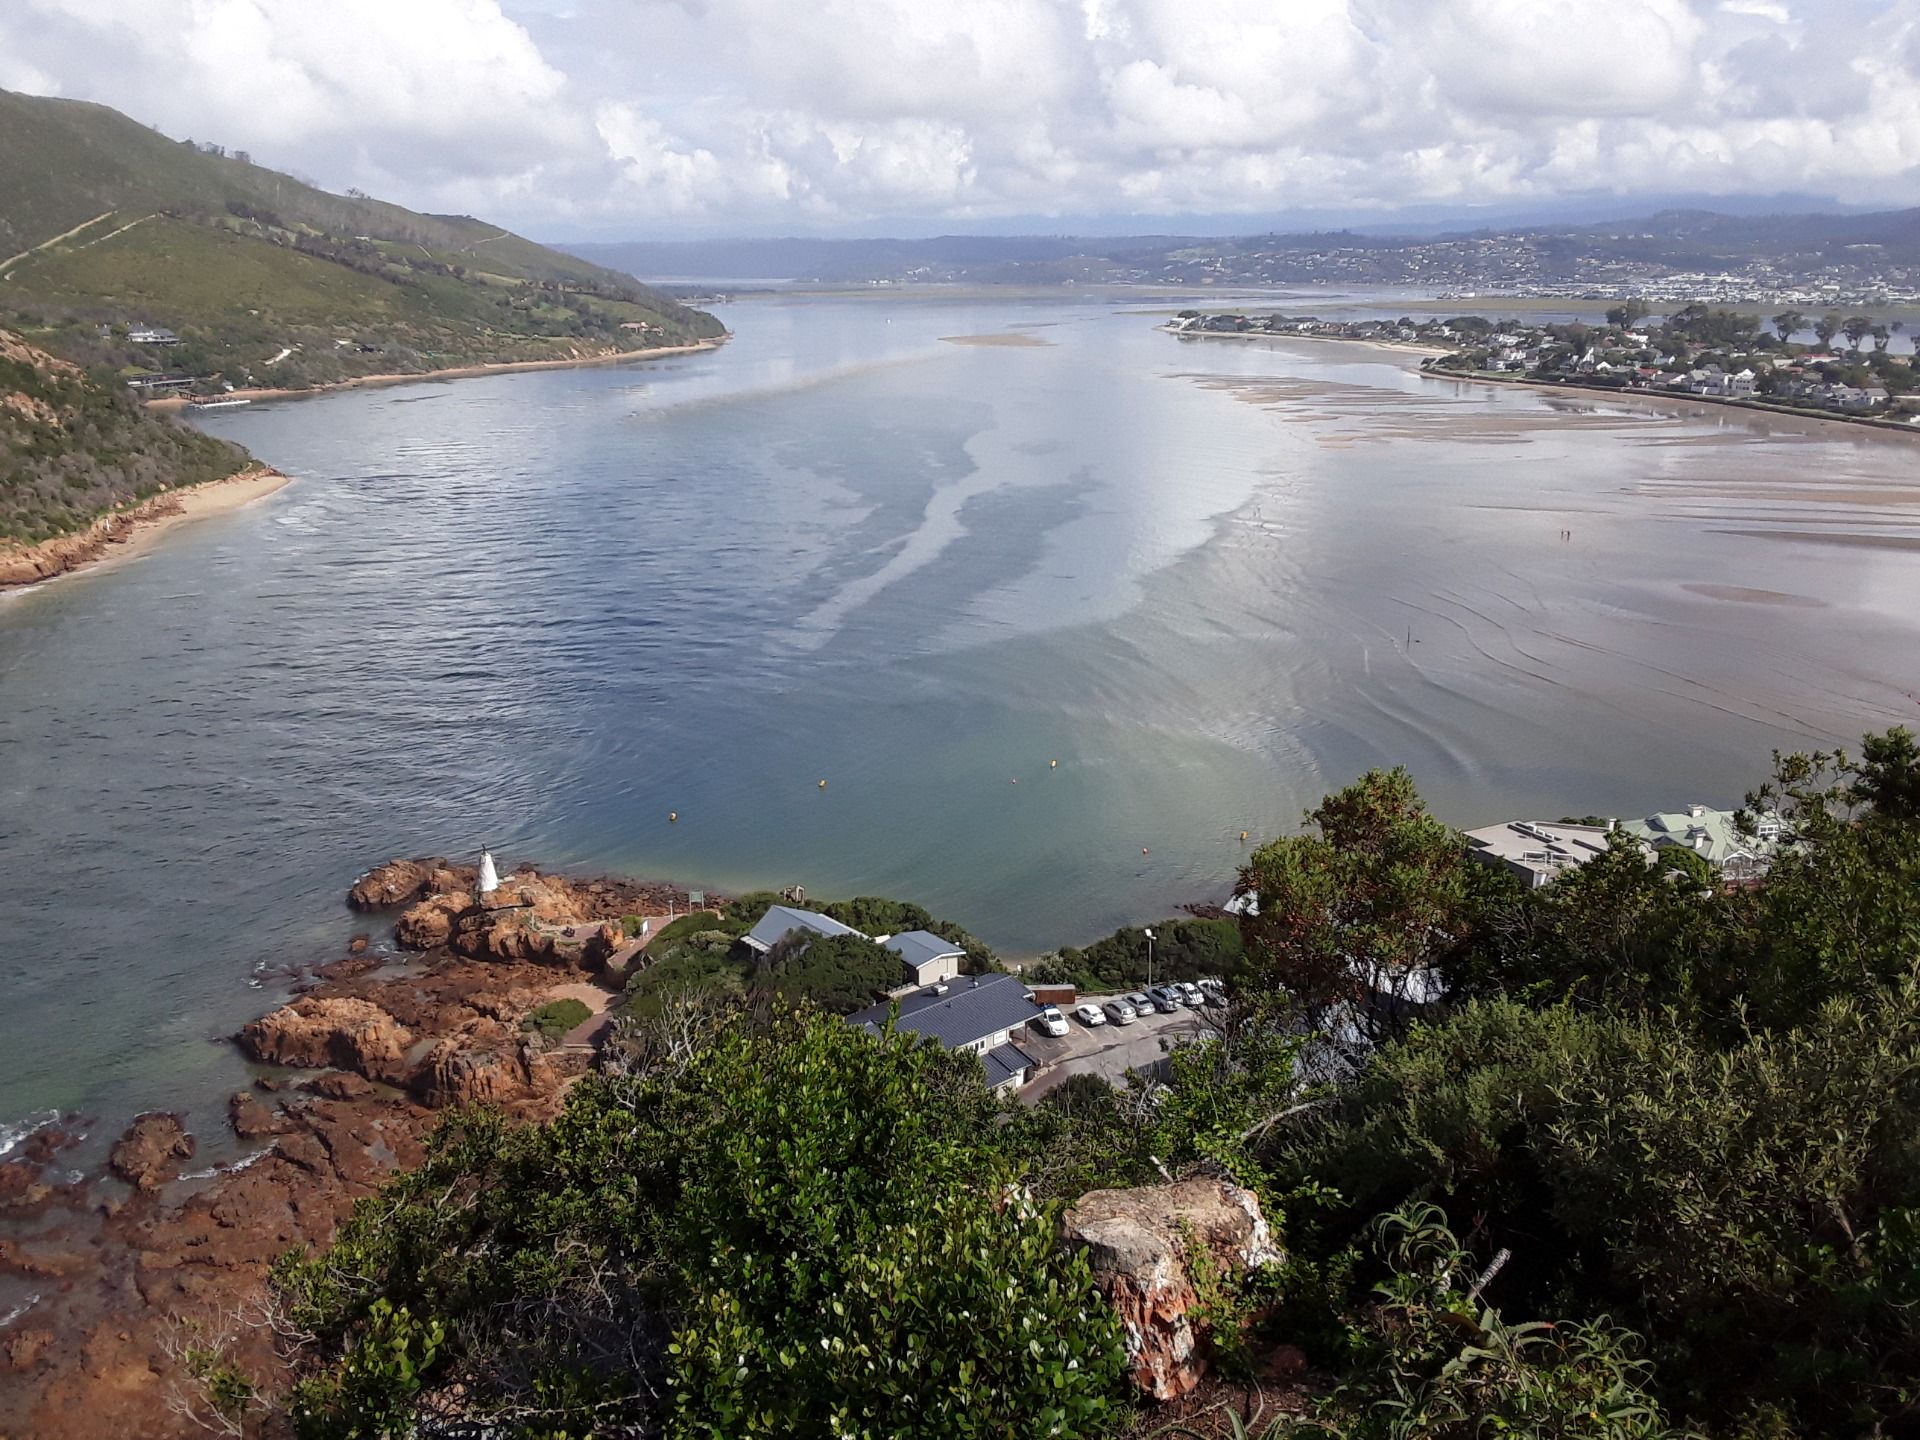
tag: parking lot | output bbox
[1018,994,1216,1101]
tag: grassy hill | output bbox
[0,89,724,393]
[0,327,252,543]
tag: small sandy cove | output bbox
[0,466,292,593]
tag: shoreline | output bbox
[0,466,293,594]
[1165,325,1920,441]
[1425,366,1920,442]
[143,336,728,411]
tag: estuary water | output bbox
[4,292,1920,1147]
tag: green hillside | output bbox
[0,89,724,393]
[0,328,252,543]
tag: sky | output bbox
[3,0,1918,239]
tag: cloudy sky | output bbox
[3,0,1917,238]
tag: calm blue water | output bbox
[4,293,1919,1150]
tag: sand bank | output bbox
[0,466,291,593]
[144,337,728,411]
[939,332,1053,347]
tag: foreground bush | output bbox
[274,1011,1128,1439]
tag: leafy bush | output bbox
[274,1012,1127,1438]
[521,998,592,1038]
[1029,917,1242,992]
[763,930,903,1014]
[1295,1206,1688,1440]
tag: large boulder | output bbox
[395,891,473,949]
[348,859,438,911]
[1061,1175,1281,1401]
[237,998,413,1082]
[108,1112,196,1193]
[411,1040,524,1108]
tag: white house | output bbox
[877,930,965,988]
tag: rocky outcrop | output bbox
[108,1113,196,1194]
[411,1039,525,1108]
[1062,1175,1281,1401]
[237,998,412,1082]
[395,891,472,949]
[227,1091,280,1140]
[348,858,440,910]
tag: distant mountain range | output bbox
[566,207,1920,294]
[0,88,723,391]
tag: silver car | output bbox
[1125,990,1158,1015]
[1102,998,1138,1025]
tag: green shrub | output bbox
[521,998,591,1038]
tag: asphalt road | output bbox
[1018,995,1216,1100]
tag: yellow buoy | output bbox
[818,779,828,789]
[669,811,678,822]
[1049,759,1058,768]
[1240,830,1249,841]
[1142,847,1150,856]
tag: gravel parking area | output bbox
[1018,995,1218,1101]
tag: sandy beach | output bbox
[143,336,728,411]
[0,466,292,593]
[940,332,1054,347]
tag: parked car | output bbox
[1074,1002,1107,1028]
[1102,998,1138,1025]
[1198,978,1229,1006]
[1033,1005,1070,1038]
[1125,990,1158,1015]
[1176,981,1204,1007]
[1148,984,1184,1012]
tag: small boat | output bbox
[187,396,251,410]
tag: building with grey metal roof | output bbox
[878,929,964,987]
[847,973,1043,1090]
[741,904,858,954]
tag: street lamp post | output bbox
[1144,927,1155,988]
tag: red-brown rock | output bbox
[237,998,412,1082]
[108,1113,195,1193]
[304,1071,375,1100]
[0,1325,53,1373]
[1061,1175,1281,1401]
[347,858,437,910]
[395,891,472,949]
[411,1039,524,1108]
[227,1091,279,1140]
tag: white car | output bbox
[1102,998,1138,1025]
[1073,1002,1107,1028]
[1177,981,1204,1007]
[1033,1005,1070,1038]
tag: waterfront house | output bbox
[1463,818,1621,889]
[1619,804,1784,883]
[878,930,965,988]
[128,324,179,345]
[847,973,1042,1091]
[740,904,859,955]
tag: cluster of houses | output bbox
[1168,309,1920,426]
[741,904,1045,1092]
[1464,802,1788,890]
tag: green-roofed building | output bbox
[1619,803,1786,883]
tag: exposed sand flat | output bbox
[939,332,1053,347]
[1683,584,1829,608]
[1715,529,1920,553]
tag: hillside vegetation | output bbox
[0,89,724,393]
[233,729,1920,1439]
[0,328,251,543]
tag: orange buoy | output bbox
[1142,847,1150,856]
[1240,831,1249,841]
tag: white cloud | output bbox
[0,0,1915,232]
